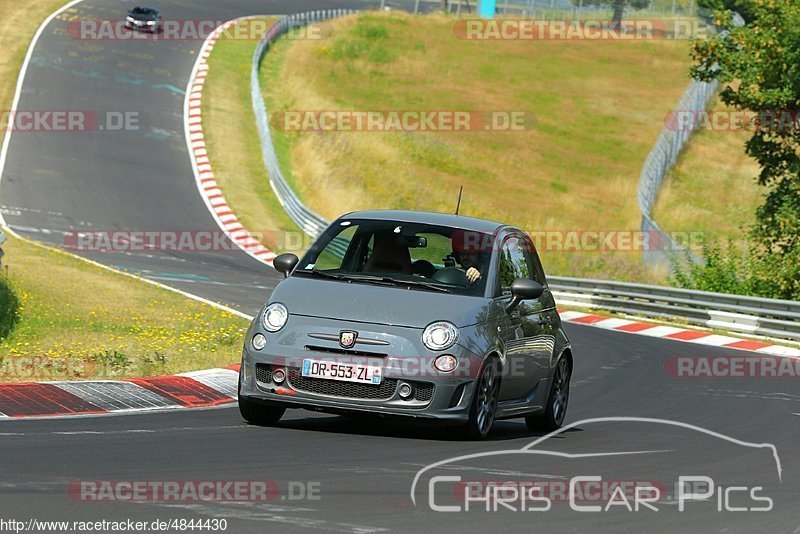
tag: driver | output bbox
[451,229,486,285]
[459,250,482,284]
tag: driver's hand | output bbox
[466,267,481,284]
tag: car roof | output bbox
[339,210,509,234]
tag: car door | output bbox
[495,234,549,401]
[522,236,560,378]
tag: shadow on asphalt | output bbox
[247,412,582,442]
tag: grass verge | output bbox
[0,0,248,381]
[653,96,762,247]
[201,18,305,253]
[0,238,247,381]
[255,12,713,282]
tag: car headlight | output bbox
[422,321,459,351]
[126,16,134,22]
[146,20,155,25]
[262,303,288,332]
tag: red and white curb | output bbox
[0,366,241,419]
[558,310,800,358]
[184,18,276,266]
[3,309,799,419]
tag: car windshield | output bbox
[295,219,494,296]
[130,7,155,15]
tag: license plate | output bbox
[301,359,382,384]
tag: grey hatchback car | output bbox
[238,210,572,439]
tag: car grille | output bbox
[414,383,435,402]
[288,368,397,399]
[255,364,272,384]
[257,364,434,403]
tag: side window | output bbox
[519,237,546,285]
[528,248,546,286]
[498,236,530,296]
[313,225,358,270]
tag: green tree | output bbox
[696,0,755,22]
[688,0,800,299]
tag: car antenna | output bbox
[455,185,463,216]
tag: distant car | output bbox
[238,210,573,439]
[125,6,162,33]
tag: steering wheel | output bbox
[432,266,469,287]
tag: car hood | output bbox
[269,276,490,329]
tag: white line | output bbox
[0,0,86,206]
[0,1,254,323]
[2,233,254,321]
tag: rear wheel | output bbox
[461,357,500,440]
[238,371,285,426]
[526,356,570,432]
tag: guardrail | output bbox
[549,276,800,341]
[250,11,799,343]
[637,12,744,269]
[251,10,358,240]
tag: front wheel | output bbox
[461,358,500,440]
[526,356,570,432]
[238,373,285,426]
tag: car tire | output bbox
[461,357,500,440]
[238,374,285,426]
[526,356,570,432]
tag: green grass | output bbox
[200,11,763,284]
[201,18,304,253]
[653,96,762,246]
[0,237,247,381]
[253,11,712,282]
[0,0,249,381]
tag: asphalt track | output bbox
[0,1,798,532]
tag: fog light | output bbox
[434,354,457,372]
[252,333,267,350]
[398,383,413,399]
[273,368,286,384]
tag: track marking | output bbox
[0,0,257,323]
[183,17,278,268]
[0,0,88,184]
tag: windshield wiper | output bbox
[297,270,450,292]
[296,269,344,280]
[377,277,452,293]
[296,270,395,286]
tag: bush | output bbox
[0,277,20,340]
[671,240,800,300]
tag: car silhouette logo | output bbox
[339,331,357,349]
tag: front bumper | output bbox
[125,20,157,32]
[239,316,485,423]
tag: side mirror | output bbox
[273,253,299,278]
[505,278,544,314]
